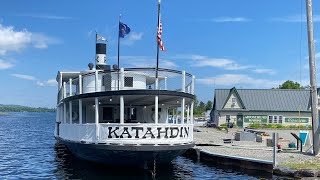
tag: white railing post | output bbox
[69,101,72,124]
[182,71,186,92]
[181,98,185,124]
[155,77,159,90]
[95,70,98,92]
[69,78,72,97]
[79,74,82,94]
[95,97,99,141]
[164,77,167,90]
[155,78,159,124]
[63,103,66,123]
[166,109,169,124]
[190,102,194,124]
[63,82,66,98]
[191,75,195,95]
[120,96,124,124]
[181,71,186,124]
[79,99,82,124]
[187,104,190,124]
[59,74,63,89]
[120,68,124,90]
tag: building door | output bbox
[236,114,243,128]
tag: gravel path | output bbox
[193,127,320,165]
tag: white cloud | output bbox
[10,73,57,87]
[191,55,251,70]
[271,15,320,23]
[122,32,143,46]
[252,68,276,75]
[10,73,36,80]
[36,79,57,87]
[197,74,283,88]
[31,33,61,49]
[16,14,74,20]
[0,59,14,69]
[0,23,32,55]
[211,17,251,23]
[0,23,61,54]
[160,60,177,69]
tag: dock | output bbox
[186,127,320,177]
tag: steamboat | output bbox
[54,42,196,166]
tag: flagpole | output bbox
[117,14,121,90]
[155,0,161,85]
[95,31,97,65]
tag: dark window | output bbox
[103,107,113,121]
[273,116,278,123]
[124,77,133,87]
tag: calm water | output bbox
[0,112,276,179]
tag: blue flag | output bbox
[119,22,130,38]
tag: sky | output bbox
[0,0,320,108]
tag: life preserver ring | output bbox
[151,112,161,121]
[72,112,78,121]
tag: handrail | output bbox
[57,68,195,103]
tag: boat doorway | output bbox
[236,114,243,128]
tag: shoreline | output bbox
[192,126,320,178]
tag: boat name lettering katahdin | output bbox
[106,126,190,139]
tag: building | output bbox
[210,87,313,128]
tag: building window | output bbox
[268,115,282,124]
[273,116,278,123]
[124,77,133,87]
[279,116,283,124]
[232,98,236,104]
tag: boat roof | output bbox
[56,71,81,82]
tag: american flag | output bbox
[157,16,165,51]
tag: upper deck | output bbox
[56,67,195,104]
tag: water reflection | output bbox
[53,143,175,179]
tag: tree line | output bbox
[0,104,55,112]
[193,97,212,116]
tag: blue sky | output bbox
[0,0,319,108]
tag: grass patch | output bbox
[0,112,8,115]
[282,162,320,169]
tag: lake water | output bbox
[0,112,276,179]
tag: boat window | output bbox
[125,107,137,121]
[124,77,133,87]
[102,107,113,121]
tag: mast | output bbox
[118,14,121,90]
[305,0,319,155]
[155,0,161,85]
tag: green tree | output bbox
[205,100,213,111]
[199,101,206,112]
[278,80,304,89]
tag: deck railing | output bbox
[59,123,193,144]
[57,68,195,103]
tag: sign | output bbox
[243,115,268,123]
[100,125,191,139]
[284,117,309,123]
[300,131,309,146]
